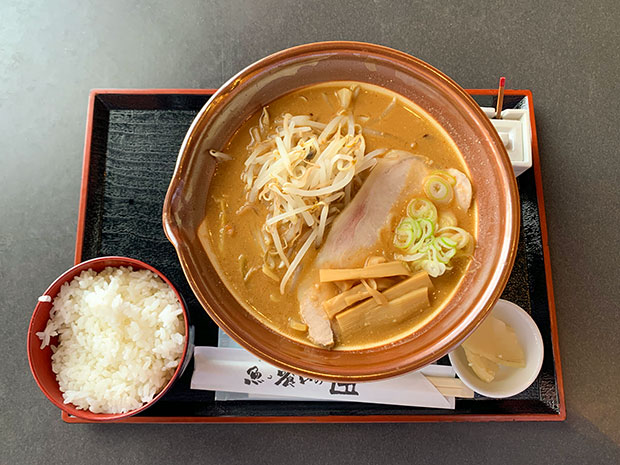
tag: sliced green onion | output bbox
[440,249,457,264]
[438,236,457,248]
[433,237,457,263]
[419,218,435,238]
[393,200,474,278]
[424,175,454,204]
[406,218,433,253]
[398,217,416,230]
[431,170,456,185]
[407,198,438,222]
[393,217,417,249]
[413,239,433,254]
[437,226,472,250]
[420,259,446,278]
[410,220,422,242]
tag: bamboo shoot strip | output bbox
[333,280,355,292]
[330,270,431,318]
[361,279,389,305]
[288,319,308,332]
[323,280,393,318]
[319,261,410,282]
[334,271,433,318]
[335,287,430,336]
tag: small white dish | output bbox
[480,106,533,177]
[448,299,544,398]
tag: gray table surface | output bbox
[2,0,619,464]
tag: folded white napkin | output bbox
[191,346,456,409]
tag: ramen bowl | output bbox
[163,41,519,381]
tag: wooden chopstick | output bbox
[425,375,474,398]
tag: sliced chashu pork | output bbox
[298,152,429,346]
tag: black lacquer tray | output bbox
[65,89,564,423]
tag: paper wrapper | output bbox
[191,347,456,409]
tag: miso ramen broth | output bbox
[198,81,476,350]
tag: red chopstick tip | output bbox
[499,77,506,87]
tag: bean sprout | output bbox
[240,87,387,292]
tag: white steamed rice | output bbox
[37,266,185,414]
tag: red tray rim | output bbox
[64,88,565,424]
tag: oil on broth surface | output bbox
[199,81,476,349]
